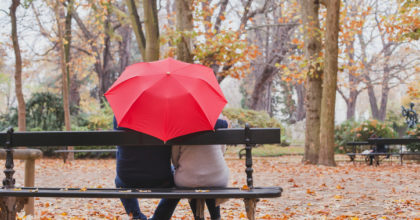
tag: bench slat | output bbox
[346,153,401,156]
[368,138,420,145]
[0,187,282,199]
[54,149,117,153]
[0,128,281,147]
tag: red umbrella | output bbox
[104,58,227,142]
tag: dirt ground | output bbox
[11,155,420,219]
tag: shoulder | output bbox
[215,119,228,129]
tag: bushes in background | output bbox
[406,124,420,152]
[335,119,397,153]
[222,108,289,145]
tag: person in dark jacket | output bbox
[114,117,178,220]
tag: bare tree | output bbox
[175,0,193,63]
[10,0,26,132]
[245,1,299,113]
[358,0,417,121]
[126,0,160,61]
[54,0,72,161]
[72,1,131,101]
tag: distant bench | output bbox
[0,125,282,220]
[346,139,420,165]
[368,138,420,165]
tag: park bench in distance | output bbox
[345,141,395,165]
[368,138,420,165]
[346,139,420,165]
[0,125,282,220]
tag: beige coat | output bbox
[172,145,229,188]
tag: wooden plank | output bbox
[0,128,281,147]
[0,187,282,199]
[368,138,420,145]
[345,142,370,146]
[54,149,117,153]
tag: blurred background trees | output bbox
[0,0,419,165]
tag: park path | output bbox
[11,156,420,219]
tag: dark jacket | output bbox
[114,117,173,187]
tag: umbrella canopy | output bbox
[104,58,227,142]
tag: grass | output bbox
[226,144,304,157]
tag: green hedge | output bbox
[406,124,420,152]
[335,119,397,153]
[222,108,289,145]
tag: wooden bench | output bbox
[346,139,420,165]
[368,138,420,165]
[0,125,282,220]
[345,141,394,165]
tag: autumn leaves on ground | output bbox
[13,155,419,220]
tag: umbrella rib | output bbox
[171,76,221,130]
[172,75,227,102]
[118,75,168,126]
[106,75,163,95]
[186,93,214,130]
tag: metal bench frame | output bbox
[346,139,420,165]
[0,125,282,220]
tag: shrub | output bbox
[406,124,420,152]
[222,108,282,128]
[335,119,397,153]
[222,108,288,144]
[385,109,408,137]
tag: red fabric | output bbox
[104,58,227,141]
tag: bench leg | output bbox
[194,199,205,220]
[0,197,27,220]
[24,159,35,215]
[244,198,258,220]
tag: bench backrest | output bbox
[0,128,280,147]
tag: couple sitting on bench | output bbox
[114,116,229,220]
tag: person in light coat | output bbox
[172,118,229,220]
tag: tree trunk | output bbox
[10,0,26,132]
[367,80,380,119]
[344,37,359,120]
[118,25,132,73]
[55,1,73,161]
[378,65,390,121]
[126,0,146,58]
[69,73,81,109]
[295,83,306,121]
[175,0,193,63]
[346,92,358,120]
[143,0,160,61]
[65,0,80,113]
[318,0,340,166]
[300,0,323,164]
[61,1,71,131]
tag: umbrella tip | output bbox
[166,71,170,75]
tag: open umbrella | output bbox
[104,58,227,142]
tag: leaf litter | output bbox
[9,156,419,219]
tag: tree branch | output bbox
[214,0,229,33]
